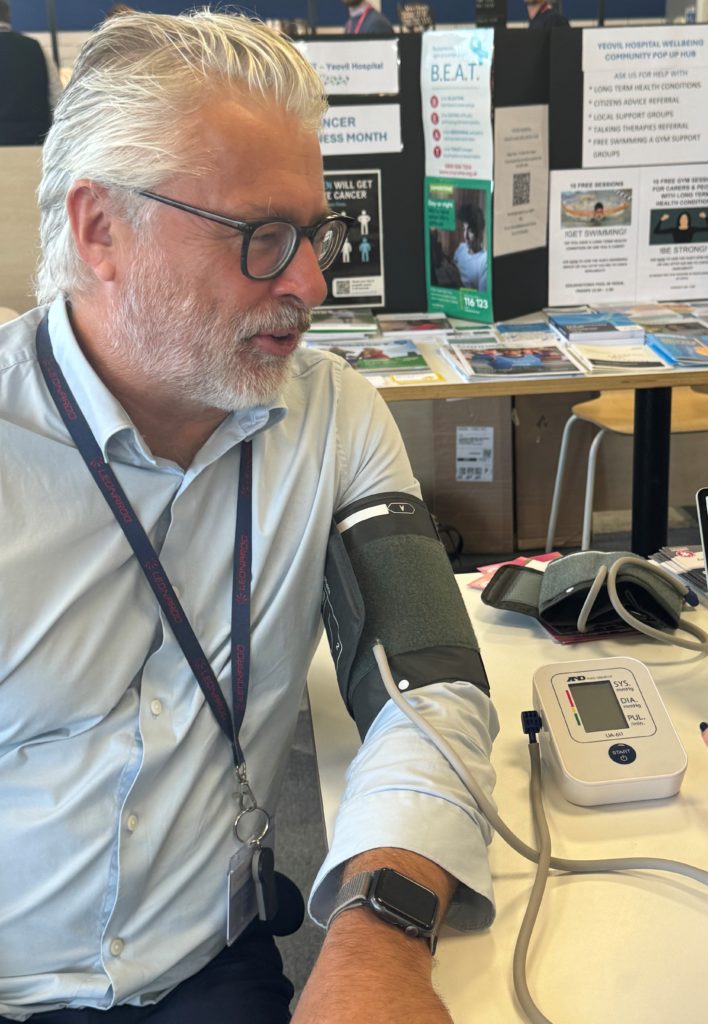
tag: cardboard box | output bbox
[390,396,514,554]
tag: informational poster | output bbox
[548,164,708,304]
[636,163,708,301]
[493,105,549,258]
[420,29,494,181]
[295,39,400,96]
[322,169,385,308]
[583,25,708,169]
[318,105,402,156]
[548,168,640,305]
[424,177,493,324]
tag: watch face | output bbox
[371,868,438,930]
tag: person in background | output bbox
[525,0,570,29]
[105,3,135,16]
[341,0,395,35]
[0,0,62,145]
[0,10,497,1024]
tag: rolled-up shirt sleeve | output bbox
[309,678,499,932]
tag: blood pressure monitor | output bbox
[532,657,687,806]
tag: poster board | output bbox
[548,25,708,306]
[316,32,428,313]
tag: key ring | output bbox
[234,805,271,846]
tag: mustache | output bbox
[237,303,312,339]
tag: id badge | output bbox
[226,844,257,945]
[225,825,276,946]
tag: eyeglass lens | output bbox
[247,219,348,279]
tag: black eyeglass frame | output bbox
[137,190,353,281]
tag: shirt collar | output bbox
[46,296,287,470]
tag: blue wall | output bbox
[13,0,666,32]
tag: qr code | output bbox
[333,279,351,297]
[512,172,530,206]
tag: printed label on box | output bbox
[456,425,493,482]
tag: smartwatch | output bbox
[327,867,440,953]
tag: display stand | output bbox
[318,32,428,313]
[490,27,554,320]
[318,30,556,319]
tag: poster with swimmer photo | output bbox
[548,169,641,306]
[423,177,493,325]
[560,189,633,229]
[321,169,384,308]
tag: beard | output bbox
[106,244,312,412]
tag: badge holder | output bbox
[226,789,305,944]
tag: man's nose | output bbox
[271,237,328,309]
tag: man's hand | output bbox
[292,848,457,1024]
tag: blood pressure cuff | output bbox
[480,550,684,637]
[322,492,489,739]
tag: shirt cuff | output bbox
[308,681,498,933]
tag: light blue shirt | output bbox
[0,299,497,1019]
[453,243,488,292]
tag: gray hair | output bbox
[36,8,328,304]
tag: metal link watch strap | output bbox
[326,870,438,952]
[326,871,373,931]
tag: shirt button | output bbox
[126,814,138,832]
[150,699,163,716]
[109,938,124,957]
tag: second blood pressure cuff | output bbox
[322,492,490,739]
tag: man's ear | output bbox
[66,180,124,284]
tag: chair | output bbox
[545,387,708,552]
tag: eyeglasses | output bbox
[137,190,352,281]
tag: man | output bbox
[0,11,497,1023]
[0,0,62,145]
[341,0,395,35]
[525,0,570,29]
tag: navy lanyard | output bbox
[36,316,252,772]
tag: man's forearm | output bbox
[293,848,458,1024]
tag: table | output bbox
[308,576,708,1023]
[375,365,708,557]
